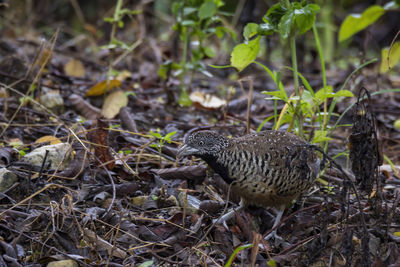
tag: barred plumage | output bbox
[177,130,320,238]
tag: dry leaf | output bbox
[86,80,121,96]
[35,135,62,145]
[101,90,128,119]
[116,70,132,81]
[189,91,226,109]
[36,48,53,68]
[64,58,85,77]
[83,228,126,259]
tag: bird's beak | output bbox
[177,144,199,158]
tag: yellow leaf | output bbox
[394,232,400,237]
[64,58,85,77]
[86,80,121,96]
[101,90,128,119]
[36,48,53,68]
[35,136,61,145]
[380,41,400,73]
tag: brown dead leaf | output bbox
[101,90,127,119]
[64,58,85,77]
[86,80,121,96]
[83,229,126,259]
[88,119,115,170]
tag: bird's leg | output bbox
[213,199,244,227]
[265,206,284,240]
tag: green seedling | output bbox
[149,130,177,155]
[160,0,234,106]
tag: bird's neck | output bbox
[200,153,234,184]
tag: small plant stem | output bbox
[321,0,334,63]
[107,0,123,84]
[180,26,189,93]
[312,24,328,131]
[289,35,304,136]
[289,36,299,96]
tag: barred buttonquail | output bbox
[177,130,320,238]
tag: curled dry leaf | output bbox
[69,94,101,120]
[83,229,127,259]
[86,80,121,96]
[189,91,226,109]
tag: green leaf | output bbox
[258,23,275,35]
[267,259,276,267]
[181,20,196,26]
[198,0,217,20]
[230,36,260,72]
[262,90,287,101]
[178,89,192,107]
[183,7,197,16]
[203,46,215,58]
[294,4,319,34]
[380,41,400,73]
[164,131,177,141]
[338,5,385,42]
[243,23,259,40]
[333,90,354,97]
[264,3,286,28]
[138,260,154,267]
[225,244,253,267]
[312,130,332,144]
[278,10,295,39]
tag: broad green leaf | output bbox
[230,36,260,72]
[243,23,259,40]
[258,23,275,35]
[279,10,295,39]
[198,0,217,20]
[294,4,320,34]
[334,90,354,97]
[338,5,385,42]
[312,130,332,144]
[315,85,333,102]
[380,41,400,73]
[183,7,197,16]
[264,3,286,27]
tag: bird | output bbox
[177,130,320,239]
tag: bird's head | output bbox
[177,131,229,158]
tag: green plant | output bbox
[149,130,177,156]
[102,0,142,82]
[159,0,234,106]
[338,1,400,73]
[224,1,369,150]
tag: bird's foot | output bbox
[265,230,291,248]
[212,205,244,228]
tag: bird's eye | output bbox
[199,141,205,145]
